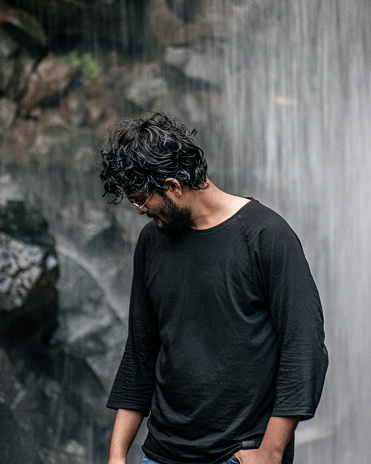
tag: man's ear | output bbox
[164,178,182,198]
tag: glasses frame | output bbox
[128,190,156,211]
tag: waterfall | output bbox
[222,0,371,461]
[1,0,371,462]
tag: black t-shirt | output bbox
[107,199,328,464]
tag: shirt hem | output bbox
[271,408,315,420]
[106,401,150,416]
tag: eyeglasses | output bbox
[128,190,156,211]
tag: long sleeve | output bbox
[107,231,161,414]
[252,212,328,420]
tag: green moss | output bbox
[80,53,100,78]
[61,50,100,78]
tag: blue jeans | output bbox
[142,455,239,464]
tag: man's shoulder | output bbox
[239,200,303,260]
[239,198,291,232]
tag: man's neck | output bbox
[187,181,250,230]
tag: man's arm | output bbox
[234,416,300,464]
[108,409,145,464]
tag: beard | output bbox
[148,195,193,238]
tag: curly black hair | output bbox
[100,113,208,204]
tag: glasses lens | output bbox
[129,199,140,207]
[128,196,147,210]
[128,191,155,210]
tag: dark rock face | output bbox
[0,349,43,464]
[0,199,126,464]
[0,200,58,340]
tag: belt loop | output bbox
[241,439,257,449]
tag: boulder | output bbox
[0,25,38,100]
[21,54,77,113]
[53,253,126,394]
[0,200,58,340]
[117,62,169,110]
[165,45,225,87]
[0,204,125,463]
[148,0,201,45]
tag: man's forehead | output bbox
[127,191,148,199]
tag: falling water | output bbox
[221,0,371,462]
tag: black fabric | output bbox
[107,198,328,464]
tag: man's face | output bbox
[147,193,193,238]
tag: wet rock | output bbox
[0,200,58,340]
[0,6,47,47]
[111,62,169,111]
[94,105,121,138]
[0,248,124,464]
[148,0,201,45]
[125,63,168,108]
[0,27,19,93]
[60,203,112,248]
[85,91,116,125]
[1,116,37,151]
[52,252,126,386]
[0,400,43,464]
[0,98,17,138]
[0,341,106,464]
[0,347,22,405]
[165,43,226,88]
[0,349,43,464]
[193,0,237,38]
[60,92,90,127]
[0,175,24,207]
[0,199,55,251]
[21,54,77,113]
[166,0,200,22]
[12,0,147,58]
[148,0,238,47]
[32,109,72,155]
[0,234,45,307]
[60,86,118,129]
[0,26,38,100]
[64,439,86,458]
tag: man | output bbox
[100,113,328,464]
